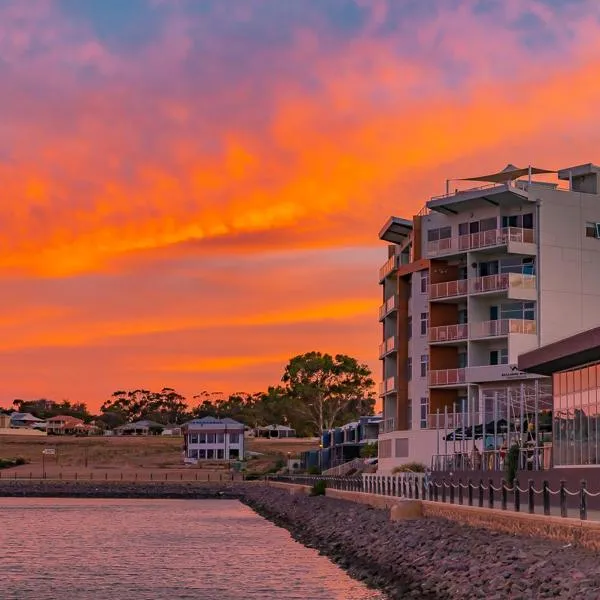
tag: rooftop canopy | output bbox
[461,164,556,183]
[378,216,413,244]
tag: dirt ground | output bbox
[0,434,318,473]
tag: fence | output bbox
[270,473,599,521]
[431,446,550,472]
[0,470,243,482]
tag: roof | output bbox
[518,326,600,376]
[115,419,165,430]
[10,412,44,422]
[256,424,295,431]
[186,416,243,426]
[46,415,84,423]
[378,216,413,244]
[558,163,600,180]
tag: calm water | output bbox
[0,498,386,599]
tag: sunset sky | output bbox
[1,0,600,411]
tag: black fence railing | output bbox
[269,474,599,521]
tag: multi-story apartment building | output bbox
[377,162,600,472]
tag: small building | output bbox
[254,424,296,439]
[10,412,45,428]
[114,420,165,436]
[182,417,245,462]
[0,413,11,428]
[46,415,85,435]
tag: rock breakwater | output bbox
[240,485,600,599]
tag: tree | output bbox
[281,352,375,436]
[101,388,190,425]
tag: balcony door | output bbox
[489,306,499,321]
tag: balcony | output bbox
[379,417,396,434]
[429,279,468,300]
[427,411,482,429]
[427,227,536,258]
[378,254,399,282]
[470,318,537,339]
[428,368,466,387]
[378,294,398,321]
[378,335,397,358]
[379,376,397,396]
[428,323,468,344]
[469,273,536,299]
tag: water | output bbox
[0,498,386,599]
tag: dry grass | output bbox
[0,434,319,471]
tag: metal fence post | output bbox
[415,477,420,500]
[528,479,535,514]
[468,478,473,506]
[560,480,567,517]
[458,479,463,505]
[478,479,484,508]
[514,478,520,512]
[580,480,588,521]
[543,480,550,516]
[441,480,447,503]
[501,479,507,511]
[488,478,494,509]
[449,480,455,504]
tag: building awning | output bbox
[461,164,556,183]
[379,216,413,244]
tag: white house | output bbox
[182,417,245,462]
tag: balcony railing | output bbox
[469,272,536,295]
[429,279,468,300]
[470,318,537,339]
[378,255,399,281]
[427,411,482,430]
[378,294,398,320]
[379,417,396,434]
[427,227,535,258]
[428,323,468,343]
[378,336,397,358]
[379,376,397,395]
[428,368,466,386]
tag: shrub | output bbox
[243,473,261,481]
[310,479,327,496]
[307,465,321,475]
[360,442,378,458]
[392,462,426,474]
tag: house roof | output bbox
[115,419,165,430]
[187,416,243,425]
[10,412,44,422]
[256,424,295,431]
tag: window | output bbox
[427,226,452,242]
[407,357,412,381]
[502,213,533,229]
[217,434,225,444]
[480,217,497,232]
[206,449,214,459]
[420,354,428,378]
[458,308,468,324]
[198,434,206,444]
[199,449,206,459]
[407,316,412,340]
[420,397,430,429]
[586,222,600,239]
[500,256,535,275]
[217,449,225,460]
[189,434,198,444]
[490,349,509,365]
[420,270,429,294]
[229,433,239,444]
[420,312,428,336]
[500,301,535,320]
[458,352,468,369]
[407,398,412,430]
[206,433,216,444]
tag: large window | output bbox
[585,222,600,239]
[554,362,600,466]
[489,348,508,365]
[500,301,535,320]
[427,226,452,242]
[229,433,240,444]
[502,213,534,229]
[420,271,429,294]
[420,397,430,429]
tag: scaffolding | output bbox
[430,378,553,471]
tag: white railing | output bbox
[428,368,466,386]
[429,279,468,299]
[470,318,537,339]
[427,411,482,430]
[379,417,396,433]
[378,336,397,358]
[378,255,399,281]
[469,272,536,294]
[428,323,468,343]
[363,473,425,497]
[322,458,366,476]
[427,227,535,257]
[378,295,398,320]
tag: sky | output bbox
[1,0,600,411]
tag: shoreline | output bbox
[4,480,600,599]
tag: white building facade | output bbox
[377,163,600,473]
[183,417,245,462]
